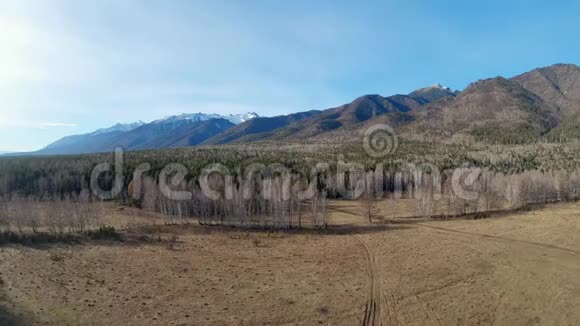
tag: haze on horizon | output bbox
[1,0,579,152]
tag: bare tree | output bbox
[360,172,379,223]
[0,196,10,232]
[23,196,40,233]
[320,189,329,228]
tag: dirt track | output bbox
[1,201,579,325]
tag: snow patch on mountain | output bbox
[154,112,259,125]
[423,83,453,91]
[90,122,145,135]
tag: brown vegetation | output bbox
[0,200,579,325]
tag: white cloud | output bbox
[0,119,77,129]
[39,122,78,128]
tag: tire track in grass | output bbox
[353,234,382,326]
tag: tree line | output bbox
[0,191,106,234]
[3,143,580,230]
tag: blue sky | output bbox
[1,0,579,152]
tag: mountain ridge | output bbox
[204,84,458,144]
[153,112,259,125]
[19,63,580,156]
[31,112,255,155]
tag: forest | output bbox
[2,141,580,232]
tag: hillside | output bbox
[202,110,323,145]
[99,118,235,151]
[32,113,253,155]
[403,77,560,144]
[35,119,234,155]
[205,90,454,144]
[37,131,129,155]
[270,94,424,140]
[512,64,580,113]
[512,64,580,141]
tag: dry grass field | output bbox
[1,201,579,325]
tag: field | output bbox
[1,200,579,325]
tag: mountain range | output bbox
[205,63,578,146]
[14,63,580,156]
[31,113,256,155]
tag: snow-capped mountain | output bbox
[226,112,260,124]
[154,112,258,125]
[35,113,256,155]
[430,83,452,91]
[413,83,454,93]
[154,112,259,125]
[408,83,459,104]
[89,122,145,136]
